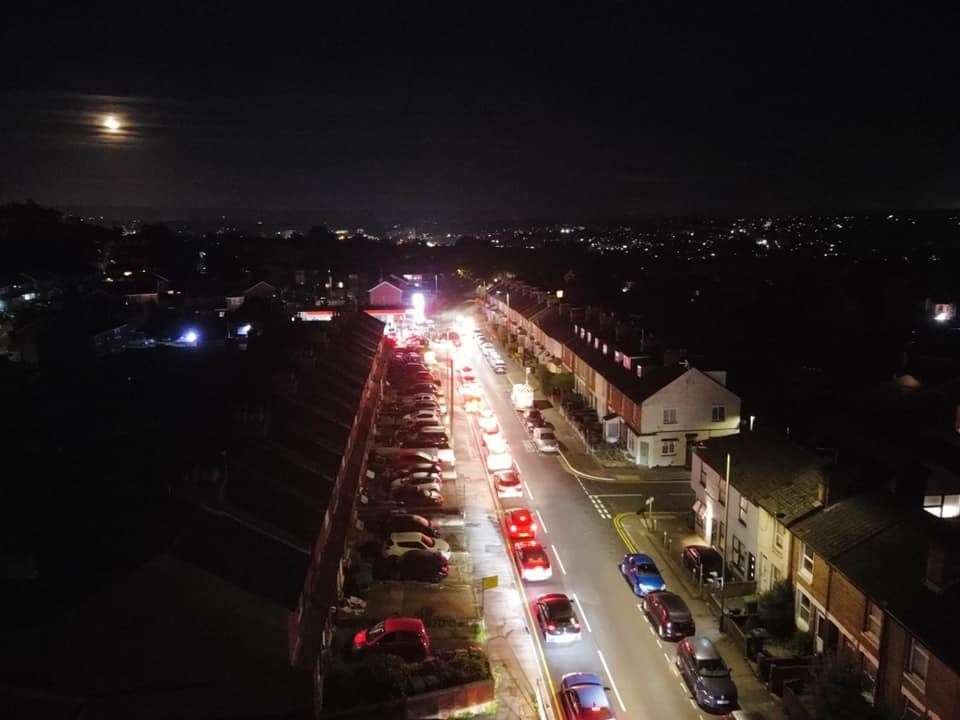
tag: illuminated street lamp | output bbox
[411,291,426,323]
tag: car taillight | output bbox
[547,623,556,632]
[510,524,517,532]
[530,523,537,532]
[572,622,580,629]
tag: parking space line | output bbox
[597,650,628,713]
[524,480,536,501]
[550,544,567,575]
[664,652,671,664]
[571,593,593,633]
[535,509,549,535]
[656,638,663,648]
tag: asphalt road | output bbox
[462,337,712,720]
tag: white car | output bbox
[478,414,499,433]
[483,432,508,455]
[493,469,523,498]
[401,412,442,428]
[533,429,559,453]
[383,532,451,559]
[486,450,513,472]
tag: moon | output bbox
[103,115,121,133]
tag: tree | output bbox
[757,580,795,639]
[808,656,890,720]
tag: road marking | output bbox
[524,480,536,501]
[550,544,567,575]
[664,652,671,664]
[535,509,549,535]
[597,650,628,713]
[588,495,612,519]
[689,699,698,709]
[648,625,656,637]
[656,638,663,648]
[571,593,593,633]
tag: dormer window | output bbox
[603,343,608,355]
[636,364,643,378]
[594,338,599,349]
[614,350,621,362]
[587,331,592,342]
[574,324,578,333]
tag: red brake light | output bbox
[547,623,556,631]
[530,523,537,532]
[510,524,517,532]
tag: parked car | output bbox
[389,462,442,477]
[477,414,499,433]
[493,361,507,374]
[395,549,449,582]
[493,469,523,498]
[353,618,431,662]
[641,590,696,639]
[402,410,442,424]
[392,484,443,507]
[400,392,438,405]
[382,450,438,468]
[390,474,442,495]
[681,545,724,579]
[384,513,438,538]
[382,531,451,559]
[482,431,508,455]
[533,428,559,453]
[514,540,552,581]
[619,553,666,596]
[676,636,739,711]
[399,428,449,448]
[558,672,614,720]
[720,712,765,720]
[401,417,444,433]
[503,507,537,540]
[534,593,581,644]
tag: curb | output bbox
[556,449,617,483]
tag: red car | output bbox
[503,508,537,541]
[514,540,552,582]
[353,617,431,662]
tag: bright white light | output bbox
[411,292,425,311]
[935,312,950,323]
[237,323,252,337]
[179,329,200,344]
[103,115,121,133]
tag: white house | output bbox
[625,366,741,468]
[691,431,825,590]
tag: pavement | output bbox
[459,311,786,720]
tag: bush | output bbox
[809,656,890,720]
[788,629,815,657]
[757,580,795,639]
[411,648,491,690]
[323,654,409,711]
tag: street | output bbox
[457,324,714,720]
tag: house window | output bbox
[908,639,929,685]
[731,536,745,573]
[738,496,749,524]
[636,364,642,378]
[902,696,924,720]
[587,331,592,342]
[772,564,783,585]
[614,350,621,362]
[797,588,812,626]
[774,522,786,552]
[699,465,708,488]
[603,343,608,354]
[663,408,678,425]
[800,542,815,578]
[594,338,599,349]
[864,602,883,642]
[712,405,726,422]
[924,494,960,519]
[662,439,677,456]
[719,476,727,506]
[861,653,879,702]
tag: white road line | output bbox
[656,639,663,648]
[597,650,627,713]
[664,652,671,664]
[637,602,645,613]
[648,625,656,637]
[689,699,698,709]
[571,593,593,633]
[550,544,567,575]
[524,480,536,501]
[535,509,549,535]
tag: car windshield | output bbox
[522,548,547,564]
[634,561,659,574]
[367,621,385,642]
[698,658,729,676]
[499,474,520,485]
[539,432,556,440]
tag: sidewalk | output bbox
[617,512,787,720]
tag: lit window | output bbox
[712,405,726,422]
[908,639,929,684]
[663,408,677,425]
[731,536,745,573]
[662,439,677,456]
[738,496,749,524]
[924,494,960,518]
[801,543,814,576]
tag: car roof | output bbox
[539,593,571,607]
[628,553,655,563]
[651,591,689,612]
[505,508,532,520]
[389,513,429,525]
[389,531,432,541]
[562,671,603,689]
[688,636,721,660]
[383,617,426,633]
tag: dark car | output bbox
[642,590,696,640]
[558,672,614,720]
[682,545,724,579]
[392,484,443,507]
[521,409,543,423]
[382,451,438,468]
[384,513,439,538]
[525,415,547,432]
[399,429,449,449]
[353,618,431,662]
[534,593,581,644]
[677,636,739,711]
[396,549,449,582]
[389,462,443,477]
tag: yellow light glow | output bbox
[103,115,121,133]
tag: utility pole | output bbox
[719,451,731,631]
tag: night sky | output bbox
[2,2,959,223]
